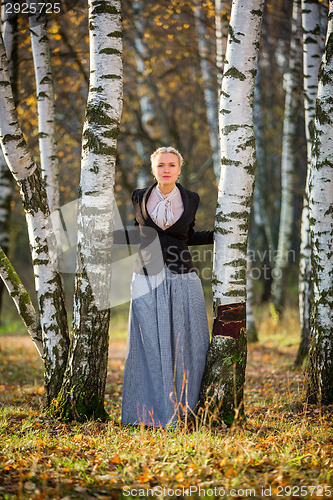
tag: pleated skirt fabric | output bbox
[121,265,210,429]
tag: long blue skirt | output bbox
[121,265,210,429]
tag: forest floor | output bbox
[0,307,332,500]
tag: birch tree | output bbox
[271,0,302,313]
[194,1,220,180]
[306,0,333,405]
[0,247,43,355]
[132,0,157,186]
[0,4,16,321]
[199,0,265,426]
[296,0,325,367]
[246,244,258,342]
[30,14,60,213]
[0,0,123,420]
[52,0,123,420]
[0,33,69,405]
[215,0,230,87]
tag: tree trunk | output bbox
[0,150,13,322]
[0,6,17,323]
[0,32,69,405]
[30,14,60,214]
[0,246,43,356]
[296,0,325,367]
[253,65,276,261]
[132,0,157,187]
[194,1,220,180]
[199,0,265,426]
[271,0,303,313]
[52,0,123,421]
[215,0,230,88]
[246,248,258,343]
[306,0,333,406]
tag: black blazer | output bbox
[122,182,213,275]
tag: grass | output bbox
[0,306,332,499]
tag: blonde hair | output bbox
[150,146,184,168]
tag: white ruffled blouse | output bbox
[147,184,184,230]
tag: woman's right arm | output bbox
[113,189,141,245]
[113,222,140,245]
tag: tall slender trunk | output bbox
[0,159,12,321]
[30,14,60,214]
[199,0,265,426]
[0,7,16,322]
[132,0,156,187]
[194,1,220,180]
[0,246,43,355]
[296,0,325,367]
[53,0,123,421]
[0,32,69,405]
[306,0,333,405]
[271,0,303,312]
[215,0,229,88]
[246,244,258,343]
[253,65,276,260]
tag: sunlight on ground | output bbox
[0,307,332,499]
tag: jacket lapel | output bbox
[141,182,188,232]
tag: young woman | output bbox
[121,146,214,428]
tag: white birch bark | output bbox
[215,0,229,87]
[296,0,324,367]
[0,247,43,356]
[0,160,11,253]
[194,1,221,180]
[30,16,60,214]
[246,245,258,342]
[132,0,156,187]
[0,32,69,404]
[1,2,16,80]
[54,0,123,421]
[253,65,275,259]
[271,0,303,312]
[306,0,333,405]
[0,5,15,320]
[272,0,302,311]
[199,0,265,425]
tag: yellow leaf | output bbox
[111,454,122,464]
[175,471,184,482]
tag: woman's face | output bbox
[151,153,181,188]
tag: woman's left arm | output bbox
[188,225,214,246]
[187,193,214,245]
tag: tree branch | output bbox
[0,246,43,357]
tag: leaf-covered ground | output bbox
[0,307,332,499]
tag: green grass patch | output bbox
[0,307,332,499]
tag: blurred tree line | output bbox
[3,0,308,318]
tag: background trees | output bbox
[0,0,123,419]
[1,0,332,417]
[2,0,305,314]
